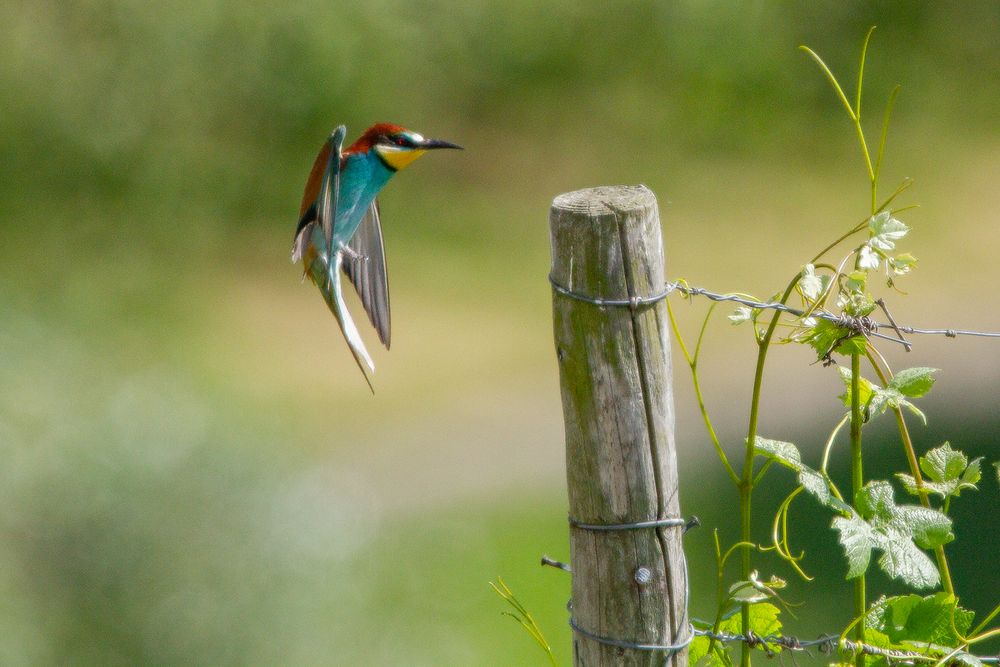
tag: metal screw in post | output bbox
[635,567,653,585]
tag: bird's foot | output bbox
[339,243,368,263]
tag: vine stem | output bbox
[740,277,800,667]
[850,351,866,667]
[864,350,955,594]
[736,215,876,667]
[666,300,740,484]
[969,601,1000,637]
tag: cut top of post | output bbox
[549,184,664,307]
[551,184,656,217]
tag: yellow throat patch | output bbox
[375,146,426,171]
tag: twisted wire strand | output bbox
[569,618,695,655]
[549,275,1000,346]
[693,628,1000,664]
[569,516,687,531]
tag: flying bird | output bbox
[293,123,461,391]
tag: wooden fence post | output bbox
[549,185,689,667]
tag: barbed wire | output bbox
[549,275,1000,351]
[693,627,1000,665]
[561,606,1000,665]
[673,282,1000,341]
[672,283,906,347]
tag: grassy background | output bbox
[2,1,999,664]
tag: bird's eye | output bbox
[394,136,407,147]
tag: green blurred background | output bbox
[2,1,999,664]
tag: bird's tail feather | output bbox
[321,255,376,393]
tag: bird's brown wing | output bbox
[343,199,391,349]
[298,143,331,220]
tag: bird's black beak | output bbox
[419,138,463,150]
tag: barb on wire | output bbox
[548,274,1000,349]
[540,555,571,572]
[875,297,912,351]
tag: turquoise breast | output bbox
[332,152,395,242]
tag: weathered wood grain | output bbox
[550,185,688,667]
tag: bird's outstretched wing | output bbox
[292,125,346,265]
[343,199,391,349]
[316,126,346,287]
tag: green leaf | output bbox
[869,211,910,251]
[805,320,865,360]
[718,602,782,641]
[889,252,918,276]
[858,243,881,270]
[838,368,932,424]
[900,443,982,500]
[692,605,781,667]
[687,636,719,667]
[753,572,787,591]
[868,595,920,637]
[868,387,898,416]
[842,481,952,588]
[729,306,752,325]
[753,437,844,509]
[798,264,827,301]
[798,467,834,506]
[855,480,895,520]
[900,398,928,425]
[753,437,801,468]
[838,334,867,355]
[687,624,710,666]
[845,270,868,293]
[866,593,974,647]
[728,576,786,609]
[689,629,735,667]
[895,473,953,499]
[728,571,789,608]
[832,513,873,579]
[953,653,985,667]
[888,367,937,398]
[921,442,966,481]
[907,594,974,644]
[861,626,895,667]
[994,461,1000,488]
[729,580,770,604]
[876,535,940,589]
[838,365,875,408]
[898,506,954,548]
[844,294,876,317]
[862,626,894,647]
[961,458,982,486]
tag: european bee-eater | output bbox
[293,123,461,391]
